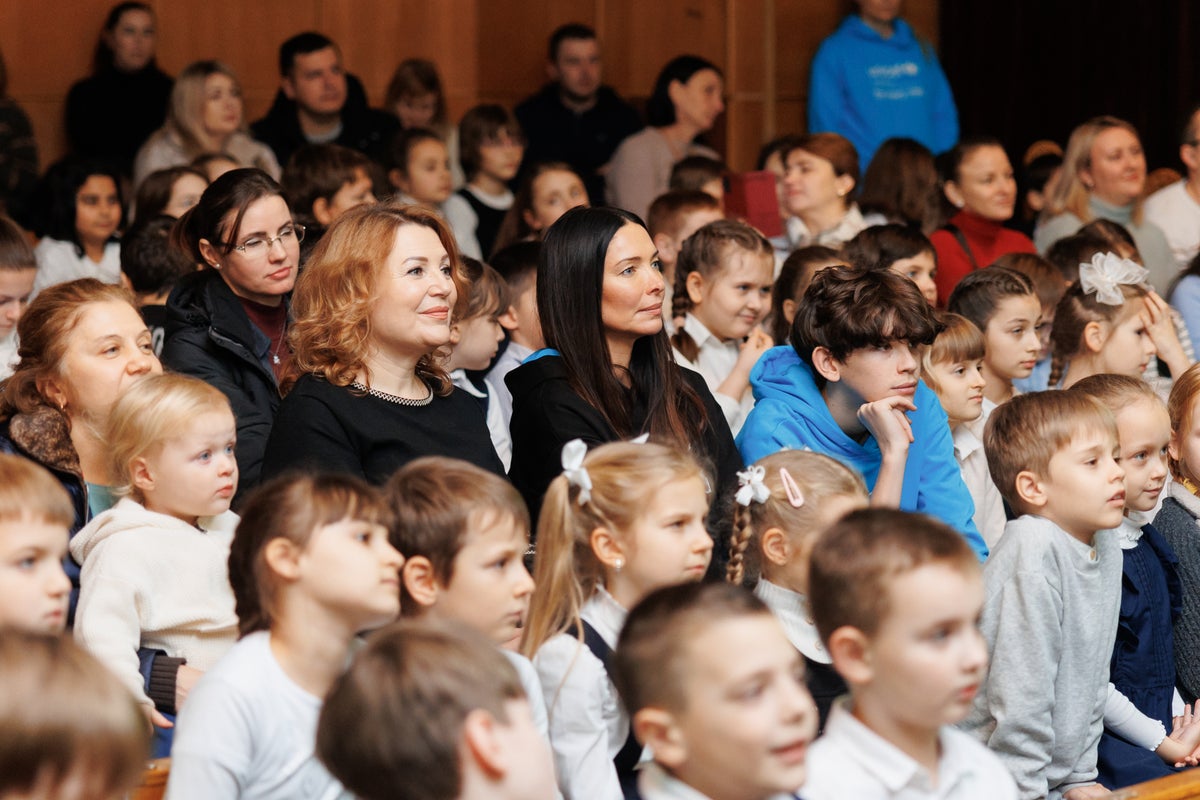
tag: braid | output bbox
[670,264,701,363]
[726,503,755,587]
[1047,351,1066,391]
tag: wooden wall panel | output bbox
[476,0,596,109]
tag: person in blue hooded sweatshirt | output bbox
[737,265,988,561]
[808,0,958,170]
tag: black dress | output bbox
[261,373,504,485]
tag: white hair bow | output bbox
[735,466,771,507]
[560,439,592,505]
[1079,252,1149,306]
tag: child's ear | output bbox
[497,305,519,332]
[388,168,409,193]
[653,233,677,264]
[1082,320,1107,354]
[632,707,687,769]
[197,238,222,270]
[685,271,706,304]
[263,537,303,582]
[522,208,542,233]
[462,708,507,778]
[826,625,873,685]
[401,556,440,609]
[130,457,155,494]
[781,298,798,327]
[810,346,841,384]
[589,527,626,571]
[312,197,335,227]
[1169,429,1182,463]
[448,323,462,346]
[761,527,792,567]
[1014,469,1048,510]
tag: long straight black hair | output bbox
[538,206,708,447]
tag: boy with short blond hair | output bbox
[804,508,1016,799]
[317,621,558,800]
[0,454,73,634]
[966,391,1126,800]
[613,581,817,800]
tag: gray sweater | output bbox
[1154,481,1200,702]
[962,515,1121,800]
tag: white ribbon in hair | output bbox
[1079,252,1149,306]
[630,433,650,444]
[735,465,771,507]
[560,439,593,505]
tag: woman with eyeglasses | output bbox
[260,203,504,484]
[164,169,302,499]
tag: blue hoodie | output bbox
[807,15,958,168]
[737,346,987,561]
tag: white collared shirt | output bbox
[951,423,1006,550]
[804,699,1017,800]
[638,761,799,800]
[754,579,830,664]
[450,369,511,471]
[533,587,630,800]
[673,313,755,435]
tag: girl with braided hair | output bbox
[726,449,867,731]
[669,219,774,435]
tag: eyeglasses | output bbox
[225,224,305,258]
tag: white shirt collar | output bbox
[581,586,628,649]
[450,368,486,398]
[951,423,982,462]
[821,698,984,796]
[638,761,798,800]
[754,579,831,664]
[682,313,721,350]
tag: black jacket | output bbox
[161,270,283,499]
[506,353,741,568]
[250,73,398,168]
[514,84,642,205]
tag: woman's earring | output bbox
[613,557,623,573]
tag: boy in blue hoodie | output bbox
[737,266,987,560]
[808,0,958,168]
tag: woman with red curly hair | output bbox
[261,203,503,483]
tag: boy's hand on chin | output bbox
[857,395,915,457]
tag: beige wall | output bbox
[1,0,938,172]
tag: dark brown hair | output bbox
[173,168,286,262]
[770,246,846,343]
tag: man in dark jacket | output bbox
[514,23,642,205]
[251,32,398,169]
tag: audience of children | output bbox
[446,257,513,470]
[30,158,124,297]
[767,245,847,344]
[521,439,713,800]
[443,105,525,259]
[738,265,987,559]
[491,161,589,255]
[386,126,454,211]
[968,390,1126,799]
[842,222,940,306]
[947,266,1042,408]
[614,581,818,800]
[726,449,868,729]
[18,15,1200,800]
[806,508,1016,799]
[486,241,544,426]
[71,373,239,755]
[921,312,1007,548]
[165,472,403,798]
[670,219,775,434]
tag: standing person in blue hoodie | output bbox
[737,265,987,560]
[808,0,958,170]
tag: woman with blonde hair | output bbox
[1034,116,1174,293]
[261,202,504,483]
[133,60,279,188]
